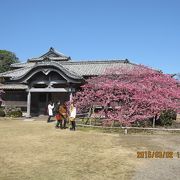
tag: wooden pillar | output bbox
[26,91,31,118]
[68,85,72,102]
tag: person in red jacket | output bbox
[55,103,68,129]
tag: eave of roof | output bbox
[3,59,136,79]
[15,61,83,81]
[1,61,84,82]
[0,66,33,78]
[0,84,28,90]
[11,59,132,68]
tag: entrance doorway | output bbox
[31,92,70,116]
[39,93,48,115]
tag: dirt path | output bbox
[131,135,180,180]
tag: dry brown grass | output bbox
[0,119,180,180]
[0,119,136,180]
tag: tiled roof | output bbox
[2,60,136,79]
[10,62,35,68]
[40,47,68,58]
[28,57,70,62]
[0,84,28,89]
[0,61,83,81]
[28,47,70,62]
[62,60,134,76]
[0,66,33,78]
[21,61,83,80]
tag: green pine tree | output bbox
[0,50,19,73]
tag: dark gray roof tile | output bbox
[0,66,34,78]
[2,60,136,78]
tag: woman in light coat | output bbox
[47,101,54,123]
[69,103,76,131]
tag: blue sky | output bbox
[0,0,179,74]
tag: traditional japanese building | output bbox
[0,47,135,117]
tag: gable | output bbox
[28,47,71,62]
[9,62,84,84]
[40,47,66,58]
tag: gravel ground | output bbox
[128,134,180,180]
[133,159,180,180]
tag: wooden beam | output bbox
[28,88,75,92]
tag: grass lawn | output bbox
[0,119,180,180]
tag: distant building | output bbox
[0,47,135,117]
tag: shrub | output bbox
[0,109,5,117]
[159,109,177,126]
[7,110,22,117]
[5,106,22,117]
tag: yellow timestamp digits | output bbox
[137,151,174,158]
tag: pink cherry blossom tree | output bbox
[73,65,180,126]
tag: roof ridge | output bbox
[58,59,127,64]
[51,47,67,57]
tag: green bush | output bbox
[7,110,22,117]
[5,106,22,117]
[159,109,176,126]
[0,109,5,117]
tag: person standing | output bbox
[54,101,61,115]
[55,112,63,129]
[69,103,76,131]
[58,103,68,129]
[55,101,61,128]
[47,101,54,123]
